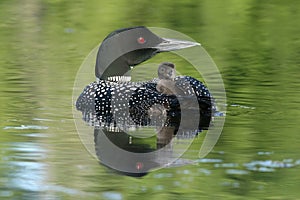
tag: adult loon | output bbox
[76,26,214,133]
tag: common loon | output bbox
[76,26,214,133]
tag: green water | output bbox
[1,0,300,199]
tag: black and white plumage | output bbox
[76,26,214,134]
[76,76,213,132]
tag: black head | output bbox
[96,26,200,80]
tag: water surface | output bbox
[1,0,300,199]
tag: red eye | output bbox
[137,37,146,44]
[136,162,143,170]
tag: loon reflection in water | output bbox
[76,26,215,176]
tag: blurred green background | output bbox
[1,0,300,199]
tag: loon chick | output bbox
[76,26,214,131]
[156,62,183,95]
[158,62,176,80]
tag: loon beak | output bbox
[156,38,201,52]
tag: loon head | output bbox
[95,26,200,80]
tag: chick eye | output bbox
[137,37,146,44]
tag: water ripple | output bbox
[244,160,297,172]
[102,191,123,200]
[196,158,223,163]
[226,169,249,175]
[3,125,48,130]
